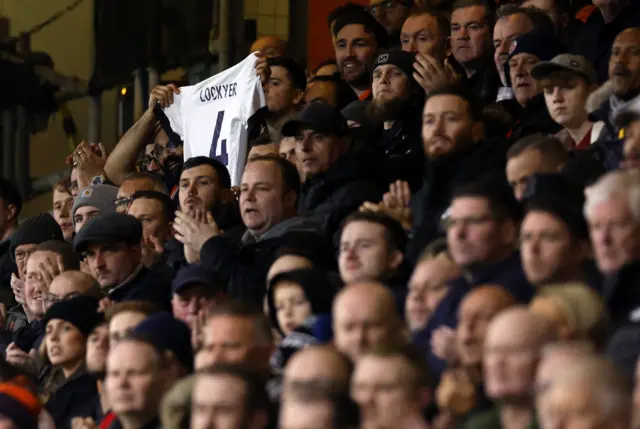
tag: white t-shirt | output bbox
[160,53,266,185]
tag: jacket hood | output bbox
[587,81,615,114]
[266,268,340,336]
[242,216,323,244]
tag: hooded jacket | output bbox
[298,144,384,246]
[200,217,325,306]
[588,81,627,170]
[507,94,562,142]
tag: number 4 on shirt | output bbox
[209,111,229,165]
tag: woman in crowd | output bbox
[41,295,102,428]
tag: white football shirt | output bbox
[159,53,266,185]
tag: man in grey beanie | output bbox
[72,184,118,233]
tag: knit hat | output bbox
[267,268,340,337]
[371,49,416,85]
[10,213,63,262]
[131,313,194,373]
[72,184,119,227]
[43,295,102,337]
[0,383,41,429]
[504,29,565,87]
[73,213,143,253]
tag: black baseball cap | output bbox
[281,102,349,138]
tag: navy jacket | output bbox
[412,253,534,379]
[108,265,173,311]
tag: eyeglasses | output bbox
[368,0,404,15]
[441,214,494,230]
[114,197,132,211]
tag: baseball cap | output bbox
[281,102,349,138]
[531,54,598,85]
[171,264,222,295]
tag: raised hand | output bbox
[255,52,271,86]
[141,234,165,268]
[174,210,221,254]
[148,84,181,110]
[10,273,25,305]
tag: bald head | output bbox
[486,306,557,348]
[610,28,640,96]
[484,307,557,401]
[539,357,632,429]
[283,345,352,398]
[333,282,403,361]
[457,285,516,367]
[250,36,288,58]
[535,342,594,403]
[47,270,101,310]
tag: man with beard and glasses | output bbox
[450,0,502,105]
[105,90,184,192]
[368,49,425,189]
[591,28,640,169]
[332,10,389,100]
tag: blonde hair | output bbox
[535,282,610,350]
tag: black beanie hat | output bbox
[43,295,102,337]
[525,191,589,241]
[504,29,565,87]
[267,268,340,337]
[371,49,417,85]
[10,213,63,262]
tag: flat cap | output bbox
[73,212,142,252]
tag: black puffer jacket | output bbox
[200,217,326,306]
[46,367,99,429]
[507,94,562,143]
[375,101,425,192]
[407,140,509,263]
[107,265,173,311]
[298,145,384,245]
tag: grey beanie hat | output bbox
[72,184,119,226]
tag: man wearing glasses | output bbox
[115,171,169,214]
[369,0,414,44]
